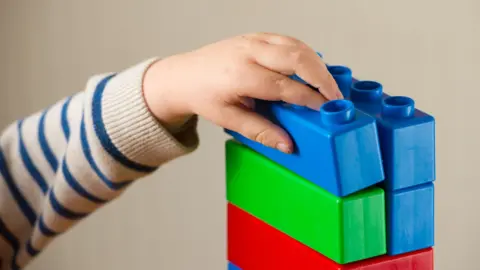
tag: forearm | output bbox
[0,58,199,269]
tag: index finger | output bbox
[245,34,343,100]
[290,49,343,100]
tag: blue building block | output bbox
[225,98,384,197]
[327,65,353,98]
[386,182,434,255]
[326,65,436,191]
[228,262,241,270]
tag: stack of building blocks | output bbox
[224,53,435,270]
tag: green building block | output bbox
[226,139,386,264]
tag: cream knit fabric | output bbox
[0,58,199,269]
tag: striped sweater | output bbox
[0,58,199,269]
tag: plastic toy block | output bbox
[228,262,241,270]
[227,202,343,270]
[327,65,353,98]
[225,98,384,197]
[325,65,435,191]
[386,182,435,255]
[228,203,434,270]
[351,81,435,191]
[226,139,386,264]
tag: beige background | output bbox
[0,0,478,269]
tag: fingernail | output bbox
[336,91,344,99]
[276,142,292,154]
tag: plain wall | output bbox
[0,0,478,269]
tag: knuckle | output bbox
[254,128,271,145]
[273,76,288,88]
[272,76,290,97]
[279,35,296,44]
[236,35,254,51]
[278,34,302,46]
[288,47,306,66]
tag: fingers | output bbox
[243,32,302,47]
[219,105,293,154]
[244,35,343,100]
[238,97,255,110]
[240,65,327,110]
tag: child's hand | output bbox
[143,32,342,153]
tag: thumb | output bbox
[219,104,293,154]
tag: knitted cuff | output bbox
[99,58,199,168]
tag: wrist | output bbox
[143,57,194,133]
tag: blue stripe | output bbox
[61,96,72,140]
[62,160,107,204]
[0,147,37,226]
[91,75,157,173]
[18,120,49,194]
[49,191,88,220]
[0,218,19,252]
[0,218,21,270]
[80,117,132,190]
[26,239,39,257]
[38,216,58,237]
[38,110,59,172]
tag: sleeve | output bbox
[0,58,199,269]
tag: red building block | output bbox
[228,203,434,270]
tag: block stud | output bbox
[382,96,415,118]
[320,99,355,126]
[328,65,353,98]
[351,81,383,102]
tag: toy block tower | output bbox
[224,53,435,270]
